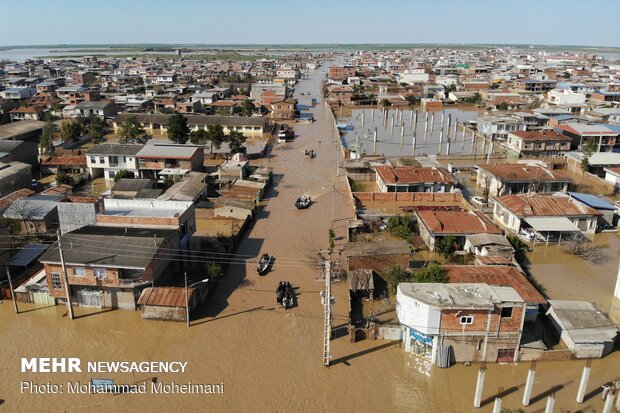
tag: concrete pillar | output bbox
[440,110,445,134]
[400,122,405,146]
[576,364,591,403]
[372,108,375,124]
[522,367,536,406]
[615,388,620,411]
[602,391,614,413]
[492,398,502,413]
[545,394,555,413]
[615,255,620,300]
[361,110,365,127]
[373,127,378,155]
[424,112,429,142]
[439,116,444,154]
[430,112,435,133]
[412,135,416,156]
[453,117,458,142]
[474,368,485,408]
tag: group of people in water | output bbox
[276,281,295,309]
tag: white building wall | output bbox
[396,287,441,335]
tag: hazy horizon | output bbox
[0,0,618,48]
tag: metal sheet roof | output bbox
[7,244,48,267]
[567,193,616,210]
[524,217,580,232]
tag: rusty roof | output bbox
[0,188,35,210]
[375,166,456,185]
[137,287,196,308]
[477,163,572,182]
[495,193,601,217]
[509,130,571,142]
[444,265,546,304]
[416,209,502,235]
[41,155,87,166]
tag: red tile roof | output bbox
[41,155,87,166]
[495,193,601,217]
[477,164,572,182]
[376,166,456,185]
[138,287,196,308]
[0,188,35,210]
[416,210,502,235]
[510,130,571,142]
[444,265,546,304]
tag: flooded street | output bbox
[2,67,620,413]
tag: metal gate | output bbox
[32,291,55,305]
[77,289,103,308]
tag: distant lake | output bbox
[0,47,172,62]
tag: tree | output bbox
[205,262,223,284]
[59,120,82,143]
[381,98,391,107]
[328,228,335,253]
[580,140,597,173]
[240,99,254,117]
[167,113,190,144]
[113,170,135,182]
[383,265,413,294]
[405,95,419,106]
[498,102,509,111]
[119,115,149,144]
[40,121,55,155]
[189,129,207,145]
[205,124,225,158]
[563,233,606,263]
[89,116,108,143]
[226,130,246,154]
[435,235,458,258]
[56,172,85,187]
[412,263,449,283]
[387,214,415,242]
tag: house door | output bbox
[497,349,515,363]
[32,291,55,305]
[77,289,103,308]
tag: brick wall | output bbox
[353,192,463,203]
[45,263,120,298]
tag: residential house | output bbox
[506,130,572,157]
[546,300,617,358]
[415,209,502,252]
[492,193,601,238]
[136,143,204,179]
[328,66,356,81]
[548,89,586,106]
[476,115,526,141]
[514,79,557,92]
[217,153,250,182]
[0,161,32,197]
[397,283,526,363]
[74,101,118,119]
[9,105,47,122]
[38,226,179,309]
[3,194,62,234]
[375,166,457,193]
[476,163,572,197]
[270,98,297,119]
[444,265,546,322]
[86,143,143,180]
[555,123,618,152]
[462,234,515,261]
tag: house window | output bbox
[51,273,62,289]
[460,316,473,325]
[99,157,105,164]
[90,156,96,163]
[501,307,513,318]
[73,267,86,277]
[93,268,106,279]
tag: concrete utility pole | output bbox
[322,259,332,367]
[400,122,405,146]
[545,393,555,413]
[492,391,502,413]
[430,111,435,133]
[185,272,190,327]
[424,112,429,142]
[474,364,486,408]
[57,230,74,320]
[576,360,592,404]
[445,114,452,156]
[5,266,18,314]
[522,361,537,406]
[373,127,378,154]
[602,390,614,413]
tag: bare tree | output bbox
[563,233,606,263]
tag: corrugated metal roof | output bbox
[567,192,616,210]
[137,144,201,160]
[524,217,581,232]
[7,244,48,267]
[496,193,601,217]
[416,210,502,235]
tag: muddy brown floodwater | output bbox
[2,66,620,413]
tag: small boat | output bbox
[276,281,295,309]
[257,253,271,275]
[305,149,315,158]
[295,195,311,209]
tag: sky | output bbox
[1,0,619,47]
